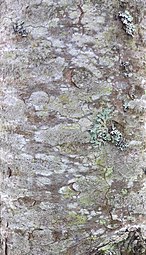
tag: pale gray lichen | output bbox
[89,108,112,147]
[89,109,127,150]
[13,21,28,37]
[119,10,135,37]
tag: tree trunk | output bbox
[1,0,146,254]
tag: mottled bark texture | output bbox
[0,0,146,254]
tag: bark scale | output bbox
[0,0,146,254]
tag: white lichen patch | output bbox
[79,118,92,132]
[82,5,105,31]
[71,33,96,47]
[3,95,27,122]
[34,123,90,146]
[39,201,54,210]
[127,95,146,113]
[91,82,113,100]
[0,148,14,163]
[99,55,115,67]
[27,91,49,111]
[35,176,52,186]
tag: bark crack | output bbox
[4,238,8,255]
[77,2,85,34]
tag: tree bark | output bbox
[1,0,146,254]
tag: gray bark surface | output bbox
[0,0,146,254]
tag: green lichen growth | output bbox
[59,142,82,154]
[95,157,105,166]
[79,196,95,206]
[59,94,70,104]
[68,212,87,225]
[104,167,113,178]
[89,108,112,147]
[89,109,127,150]
[97,244,115,255]
[62,187,76,199]
[121,188,128,196]
[4,51,16,59]
[99,219,107,225]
